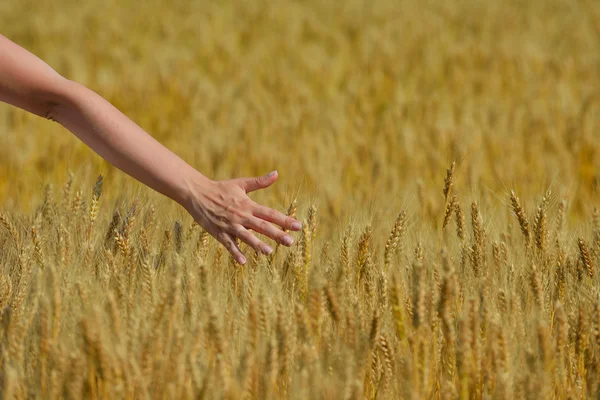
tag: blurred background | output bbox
[1,0,599,232]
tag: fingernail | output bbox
[238,255,247,265]
[282,236,294,246]
[267,170,277,178]
[291,222,302,231]
[263,245,274,255]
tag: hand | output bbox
[183,170,302,265]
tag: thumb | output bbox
[241,170,278,193]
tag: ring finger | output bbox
[232,225,273,255]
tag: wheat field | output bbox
[1,0,600,398]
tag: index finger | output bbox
[252,205,302,231]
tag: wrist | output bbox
[178,169,213,210]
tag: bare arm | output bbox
[0,33,301,264]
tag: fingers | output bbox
[232,225,273,255]
[253,205,302,231]
[216,232,246,265]
[246,217,295,246]
[216,226,275,266]
[239,170,278,193]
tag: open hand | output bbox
[183,170,301,265]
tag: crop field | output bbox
[1,0,600,398]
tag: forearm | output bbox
[0,33,204,206]
[1,33,301,264]
[49,80,206,205]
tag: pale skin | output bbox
[0,33,302,265]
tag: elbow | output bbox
[40,77,75,124]
[43,101,60,123]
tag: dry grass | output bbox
[1,0,600,398]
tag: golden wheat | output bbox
[1,0,600,398]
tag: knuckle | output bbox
[224,204,235,215]
[241,217,253,227]
[233,226,245,237]
[258,221,271,232]
[219,235,233,248]
[240,198,253,209]
[267,209,279,220]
